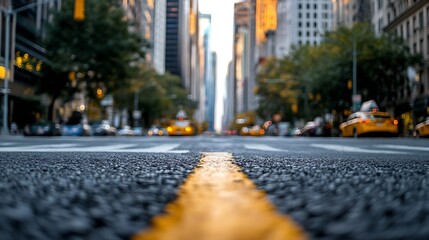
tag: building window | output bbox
[314,22,317,27]
[298,40,302,45]
[322,22,328,29]
[306,31,310,37]
[323,4,328,10]
[419,11,424,31]
[306,4,310,9]
[378,0,383,10]
[314,31,318,37]
[314,4,317,10]
[298,22,302,27]
[413,16,416,33]
[307,13,310,19]
[306,22,310,27]
[298,31,302,37]
[406,21,410,38]
[298,13,302,18]
[298,4,302,9]
[427,35,429,55]
[314,13,317,18]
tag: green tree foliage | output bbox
[255,57,299,120]
[256,23,423,122]
[116,64,196,128]
[313,23,423,113]
[40,0,147,120]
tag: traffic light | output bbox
[74,0,85,21]
[347,79,352,90]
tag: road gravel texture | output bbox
[234,152,429,240]
[0,152,199,240]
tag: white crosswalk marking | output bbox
[244,144,287,152]
[23,144,79,148]
[311,144,407,154]
[376,145,429,152]
[0,144,188,153]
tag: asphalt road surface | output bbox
[0,136,428,240]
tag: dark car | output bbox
[62,118,92,136]
[24,120,62,136]
[90,120,117,136]
[301,118,332,137]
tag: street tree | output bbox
[255,57,299,121]
[256,23,423,124]
[114,64,197,128]
[307,23,423,114]
[40,0,147,121]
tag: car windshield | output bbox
[366,114,391,119]
[174,121,190,127]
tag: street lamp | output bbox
[352,40,360,112]
[1,6,13,136]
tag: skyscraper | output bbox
[276,0,333,57]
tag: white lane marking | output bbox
[115,144,189,153]
[244,144,288,152]
[0,143,15,146]
[376,145,429,152]
[0,144,137,152]
[311,144,407,154]
[24,144,79,148]
[0,144,188,153]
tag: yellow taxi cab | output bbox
[239,126,250,136]
[248,125,265,136]
[414,117,429,138]
[166,120,195,136]
[339,111,398,137]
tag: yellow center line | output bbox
[132,152,307,240]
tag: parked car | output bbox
[166,120,195,136]
[339,111,398,137]
[239,126,250,136]
[248,125,265,136]
[301,117,332,137]
[90,120,117,136]
[289,127,302,136]
[118,125,135,136]
[24,120,62,136]
[132,127,144,136]
[62,119,92,136]
[414,117,429,138]
[147,126,166,136]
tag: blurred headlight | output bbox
[185,127,192,132]
[167,127,173,132]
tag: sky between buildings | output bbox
[199,0,238,132]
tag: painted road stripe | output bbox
[0,144,188,153]
[22,143,79,148]
[376,145,429,152]
[311,144,407,154]
[244,144,288,152]
[133,152,307,240]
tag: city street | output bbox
[0,136,428,239]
